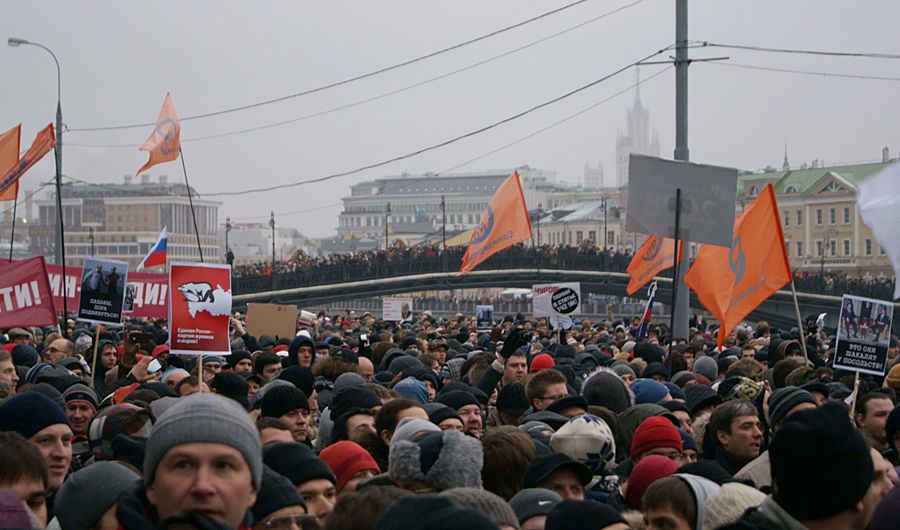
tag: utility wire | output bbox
[66,0,648,148]
[230,202,344,221]
[707,61,900,81]
[697,41,900,60]
[0,182,52,217]
[198,47,672,198]
[67,0,602,133]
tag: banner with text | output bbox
[77,257,129,326]
[533,282,581,330]
[834,294,894,376]
[476,305,495,332]
[169,262,232,356]
[383,297,413,321]
[0,257,57,327]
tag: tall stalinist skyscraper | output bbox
[615,68,660,187]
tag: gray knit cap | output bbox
[693,356,718,382]
[143,393,262,489]
[441,487,521,530]
[54,461,139,530]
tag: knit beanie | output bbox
[508,488,562,525]
[319,441,381,492]
[614,403,674,461]
[393,377,429,405]
[331,387,381,421]
[89,403,154,460]
[611,363,637,380]
[209,372,250,409]
[624,454,678,509]
[54,461,140,530]
[582,369,634,414]
[11,343,39,367]
[545,500,626,530]
[263,441,336,486]
[701,481,765,530]
[441,487,521,530]
[630,416,682,460]
[251,466,306,523]
[260,384,309,418]
[144,393,263,489]
[766,386,816,430]
[61,382,100,410]
[496,383,529,417]
[388,429,483,491]
[392,417,441,445]
[27,382,66,407]
[684,384,721,416]
[671,371,697,388]
[0,391,69,438]
[374,495,500,530]
[692,356,718,382]
[674,473,720,528]
[631,379,670,405]
[529,353,555,372]
[278,366,316,396]
[550,414,616,470]
[333,372,365,394]
[770,402,874,520]
[436,389,480,411]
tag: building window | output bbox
[829,240,836,257]
[843,239,850,256]
[748,185,759,197]
[880,245,887,256]
[816,209,822,225]
[796,241,803,258]
[829,208,836,225]
[816,240,823,256]
[783,211,789,227]
[607,231,615,246]
[865,239,872,256]
[576,230,583,242]
[785,240,790,257]
[796,210,802,226]
[843,207,850,224]
[588,230,597,243]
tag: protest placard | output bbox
[834,294,894,376]
[0,256,57,327]
[169,262,232,356]
[247,303,297,339]
[476,305,494,332]
[77,257,128,326]
[383,297,413,321]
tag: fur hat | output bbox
[388,429,483,491]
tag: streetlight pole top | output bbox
[269,211,275,229]
[7,37,29,47]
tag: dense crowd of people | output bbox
[1,310,899,529]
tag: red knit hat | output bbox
[629,416,682,460]
[624,454,678,509]
[319,441,380,492]
[530,353,556,372]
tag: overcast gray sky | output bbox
[2,0,898,238]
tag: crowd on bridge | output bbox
[1,303,900,530]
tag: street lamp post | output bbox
[440,195,446,250]
[269,212,276,288]
[384,202,391,250]
[88,226,95,256]
[601,197,608,251]
[225,216,232,255]
[9,37,68,330]
[536,203,542,246]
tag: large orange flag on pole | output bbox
[137,92,181,175]
[626,235,683,295]
[0,123,55,197]
[460,170,532,274]
[0,125,21,202]
[685,183,792,348]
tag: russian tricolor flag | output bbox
[138,227,167,271]
[636,281,657,341]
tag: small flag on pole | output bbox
[626,235,682,295]
[137,227,167,271]
[0,123,55,197]
[0,125,21,202]
[636,281,658,341]
[137,93,181,175]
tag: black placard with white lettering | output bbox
[833,294,894,376]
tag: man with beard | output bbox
[331,407,379,455]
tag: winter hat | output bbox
[614,404,676,461]
[263,441,336,486]
[436,390,479,411]
[718,376,762,403]
[144,393,262,489]
[678,429,698,453]
[631,379,670,405]
[89,403,154,460]
[0,391,68,438]
[54,461,140,530]
[508,488,562,525]
[388,429,483,491]
[260,384,309,418]
[663,382,686,401]
[677,460,733,485]
[393,377,429,405]
[550,414,616,470]
[331,387,381,422]
[684,385,721,416]
[770,402,874,520]
[392,417,441,445]
[644,361,669,381]
[582,369,634,414]
[441,488,520,530]
[389,355,424,376]
[427,403,462,427]
[767,386,816,430]
[545,500,627,530]
[10,344,38,367]
[674,473,720,528]
[529,353,555,372]
[522,453,592,489]
[251,465,306,524]
[630,416,682,460]
[62,383,99,411]
[374,495,500,530]
[333,372,365,394]
[624,454,678,509]
[701,481,766,530]
[278,366,316,396]
[209,372,250,409]
[611,363,636,380]
[496,383,529,417]
[0,490,33,529]
[693,356,718,381]
[545,396,588,417]
[670,371,697,388]
[319,441,380,493]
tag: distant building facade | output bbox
[615,71,660,188]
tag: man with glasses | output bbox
[42,338,74,366]
[526,368,570,412]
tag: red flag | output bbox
[0,123,55,197]
[684,184,792,348]
[0,125,21,202]
[137,92,181,175]
[626,236,682,295]
[460,171,532,274]
[0,257,57,327]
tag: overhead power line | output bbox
[67,0,606,133]
[696,41,900,60]
[707,61,900,81]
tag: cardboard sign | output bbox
[0,257,57,327]
[533,282,582,318]
[247,303,297,339]
[383,297,413,321]
[169,262,232,356]
[77,257,129,326]
[834,294,894,376]
[626,154,738,246]
[476,305,495,332]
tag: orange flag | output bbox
[0,125,21,202]
[626,235,683,295]
[0,123,55,197]
[684,183,792,348]
[460,170,532,274]
[137,92,181,175]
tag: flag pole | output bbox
[89,327,100,389]
[178,147,204,262]
[8,197,17,261]
[789,277,812,365]
[667,188,682,375]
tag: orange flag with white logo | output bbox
[0,123,55,198]
[684,183,792,348]
[0,125,21,202]
[460,170,532,274]
[137,92,181,175]
[626,235,682,295]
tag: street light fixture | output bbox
[269,212,276,287]
[384,202,391,250]
[9,36,68,328]
[225,216,232,253]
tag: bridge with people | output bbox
[231,245,897,330]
